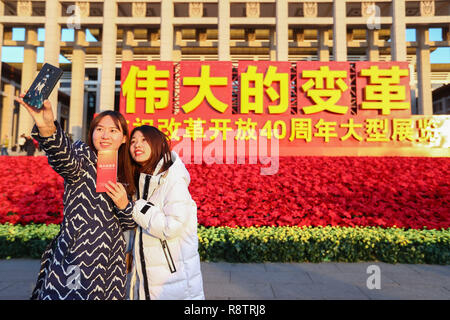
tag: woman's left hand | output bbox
[105,181,129,210]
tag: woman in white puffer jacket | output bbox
[111,125,204,300]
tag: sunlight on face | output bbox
[130,130,152,164]
[92,116,126,152]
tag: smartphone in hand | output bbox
[22,63,63,109]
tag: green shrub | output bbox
[1,223,449,264]
[197,225,450,264]
[0,223,59,259]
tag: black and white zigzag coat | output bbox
[30,122,136,300]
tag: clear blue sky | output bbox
[1,27,449,64]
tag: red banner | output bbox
[119,61,449,160]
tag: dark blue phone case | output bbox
[22,63,63,109]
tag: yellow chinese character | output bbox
[289,118,312,142]
[340,118,363,141]
[122,65,170,114]
[314,119,338,142]
[417,118,439,143]
[241,66,263,114]
[240,65,290,114]
[132,118,154,127]
[158,118,182,141]
[360,66,409,115]
[235,118,258,140]
[365,118,390,141]
[209,119,233,141]
[183,118,206,141]
[264,66,289,114]
[181,65,228,113]
[392,119,414,142]
[301,66,349,115]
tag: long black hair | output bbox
[129,125,173,196]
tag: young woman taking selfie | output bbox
[16,94,135,300]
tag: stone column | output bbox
[173,28,182,61]
[391,0,407,61]
[218,0,230,61]
[44,0,61,115]
[126,1,146,61]
[276,0,288,61]
[0,1,4,95]
[160,0,173,60]
[448,2,450,37]
[333,0,347,61]
[269,29,277,61]
[99,0,117,111]
[318,29,330,62]
[96,68,102,111]
[367,29,379,61]
[0,0,4,140]
[1,83,15,144]
[69,29,86,141]
[416,27,432,115]
[18,28,38,136]
[122,28,134,61]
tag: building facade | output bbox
[0,0,449,145]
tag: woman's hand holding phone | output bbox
[15,93,56,137]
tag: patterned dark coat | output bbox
[30,122,135,300]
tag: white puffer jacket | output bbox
[129,151,204,300]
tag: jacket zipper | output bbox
[138,173,170,299]
[137,175,152,300]
[142,175,151,199]
[160,239,177,273]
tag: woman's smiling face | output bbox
[130,130,152,164]
[92,115,126,152]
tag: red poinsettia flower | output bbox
[0,156,449,229]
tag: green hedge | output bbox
[0,223,59,259]
[1,223,449,264]
[198,225,450,264]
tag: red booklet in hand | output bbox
[96,150,118,193]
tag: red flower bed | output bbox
[187,157,450,229]
[0,156,449,229]
[0,156,64,225]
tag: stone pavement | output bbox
[2,149,45,157]
[0,259,449,300]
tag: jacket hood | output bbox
[162,151,191,186]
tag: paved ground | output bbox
[2,150,45,157]
[0,259,449,300]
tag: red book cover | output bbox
[96,150,118,193]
